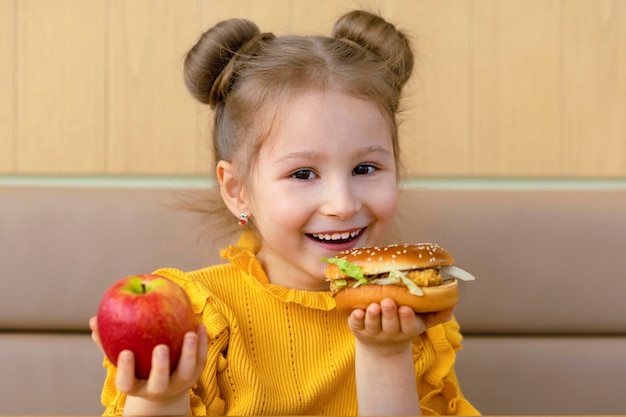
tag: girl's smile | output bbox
[308,227,364,243]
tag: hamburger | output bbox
[323,243,475,314]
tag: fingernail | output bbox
[156,345,168,358]
[118,350,133,364]
[184,332,197,346]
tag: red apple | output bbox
[97,274,196,379]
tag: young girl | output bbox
[90,9,479,416]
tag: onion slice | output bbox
[441,265,476,281]
[370,270,425,296]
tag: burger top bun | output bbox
[324,243,455,280]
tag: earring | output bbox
[238,213,248,227]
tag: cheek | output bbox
[250,189,312,228]
[368,183,399,221]
[363,186,398,246]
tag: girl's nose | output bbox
[319,180,362,219]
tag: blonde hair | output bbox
[183,10,414,239]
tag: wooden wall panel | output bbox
[560,0,626,177]
[107,0,203,175]
[5,0,626,179]
[288,0,350,33]
[200,0,290,29]
[470,0,561,177]
[17,0,106,174]
[0,0,15,174]
[387,0,472,177]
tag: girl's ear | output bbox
[216,160,250,217]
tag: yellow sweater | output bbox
[100,233,479,416]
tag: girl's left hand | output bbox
[347,298,455,354]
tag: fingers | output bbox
[379,298,402,333]
[196,324,209,369]
[348,300,457,356]
[348,299,455,338]
[115,350,139,393]
[174,324,207,381]
[368,300,425,335]
[89,316,103,350]
[348,299,405,336]
[89,316,98,332]
[364,302,382,332]
[174,333,198,380]
[115,344,174,397]
[347,307,367,331]
[397,305,424,335]
[115,324,208,400]
[146,345,171,395]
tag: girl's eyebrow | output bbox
[273,150,323,164]
[274,145,392,164]
[357,145,393,158]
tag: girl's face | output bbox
[248,90,398,291]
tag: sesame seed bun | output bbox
[324,243,461,314]
[324,243,455,279]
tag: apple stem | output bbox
[141,283,146,293]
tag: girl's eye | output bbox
[291,169,317,180]
[353,164,376,176]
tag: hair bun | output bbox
[184,18,261,106]
[332,10,414,89]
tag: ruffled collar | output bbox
[220,231,336,311]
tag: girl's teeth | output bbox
[313,230,360,241]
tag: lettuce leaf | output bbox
[322,258,367,284]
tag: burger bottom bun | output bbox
[333,279,459,314]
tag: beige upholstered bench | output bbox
[2,185,625,415]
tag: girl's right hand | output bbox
[89,316,208,415]
[347,299,455,354]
